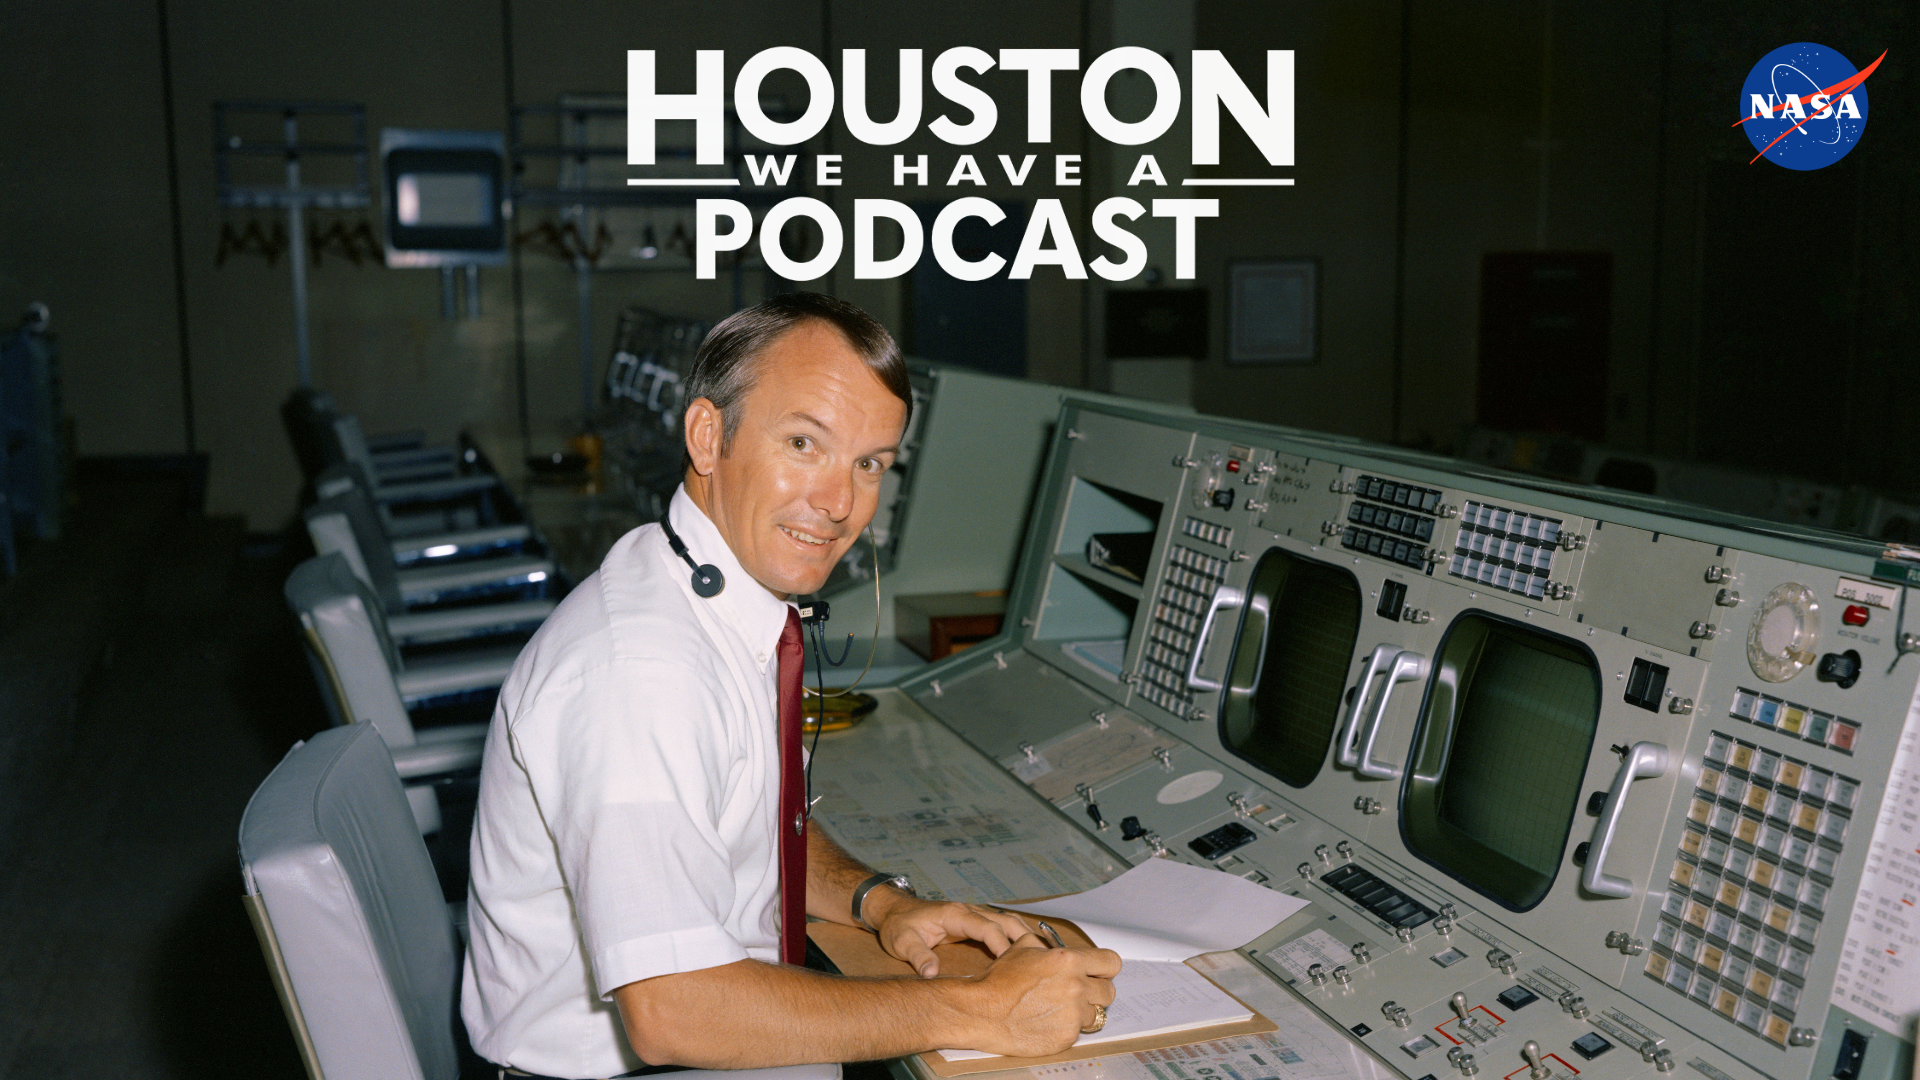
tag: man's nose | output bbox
[812,463,856,522]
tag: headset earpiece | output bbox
[689,563,725,598]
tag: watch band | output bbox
[850,872,914,930]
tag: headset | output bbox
[660,512,885,814]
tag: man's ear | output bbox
[684,397,722,477]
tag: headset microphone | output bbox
[658,515,725,598]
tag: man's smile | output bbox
[778,524,832,547]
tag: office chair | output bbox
[303,486,555,634]
[286,554,521,832]
[241,723,841,1080]
[327,415,501,505]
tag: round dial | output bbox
[1747,583,1820,683]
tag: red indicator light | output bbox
[1842,604,1869,627]
[1226,460,1241,472]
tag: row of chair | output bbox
[279,394,561,835]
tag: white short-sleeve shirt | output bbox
[462,486,796,1079]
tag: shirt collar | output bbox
[667,485,794,674]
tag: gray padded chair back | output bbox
[240,723,461,1080]
[285,554,412,746]
[328,413,377,477]
[304,488,406,613]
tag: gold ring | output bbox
[1083,1004,1108,1034]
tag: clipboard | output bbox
[806,918,1278,1077]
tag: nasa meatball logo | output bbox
[1735,43,1883,170]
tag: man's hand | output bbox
[863,888,1033,977]
[950,935,1123,1057]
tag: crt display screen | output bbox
[1218,549,1361,789]
[1403,615,1599,910]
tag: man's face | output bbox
[686,321,907,598]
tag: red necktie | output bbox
[775,608,808,966]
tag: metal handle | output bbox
[1338,645,1399,767]
[1355,649,1428,779]
[1184,586,1245,692]
[1582,741,1671,898]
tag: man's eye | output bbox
[790,436,809,451]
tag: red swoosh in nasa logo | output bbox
[1733,49,1886,164]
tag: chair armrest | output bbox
[388,736,484,778]
[398,556,552,608]
[390,524,533,566]
[396,648,522,705]
[387,599,555,645]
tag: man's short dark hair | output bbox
[681,292,911,470]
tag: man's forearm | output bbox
[616,958,966,1067]
[804,820,893,926]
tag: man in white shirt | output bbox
[464,293,1119,1079]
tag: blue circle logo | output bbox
[1737,43,1881,170]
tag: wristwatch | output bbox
[851,872,915,930]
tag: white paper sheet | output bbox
[1000,858,1311,962]
[939,960,1253,1061]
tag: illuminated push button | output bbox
[1817,811,1849,845]
[1736,999,1767,1032]
[1748,967,1775,999]
[1699,768,1724,796]
[1765,903,1794,934]
[1778,707,1806,736]
[1679,829,1706,858]
[1783,836,1812,869]
[1677,931,1704,961]
[1789,911,1819,945]
[1810,845,1839,879]
[1759,825,1788,856]
[1689,798,1714,826]
[1739,892,1770,920]
[1755,750,1782,777]
[1733,816,1761,845]
[1781,945,1812,979]
[1730,744,1756,772]
[1666,961,1693,992]
[1842,604,1869,626]
[1690,976,1716,1005]
[1714,987,1742,1017]
[1792,803,1824,833]
[1749,860,1777,890]
[1707,732,1734,762]
[1772,979,1803,1015]
[1685,901,1712,930]
[1774,869,1804,899]
[1723,954,1752,987]
[1694,871,1722,901]
[1775,760,1805,790]
[1804,712,1833,744]
[1766,791,1796,822]
[1725,846,1752,878]
[1716,806,1745,835]
[1755,700,1780,729]
[1743,784,1771,813]
[1829,719,1860,754]
[1763,1014,1793,1047]
[1645,952,1670,981]
[1707,910,1736,941]
[1830,776,1861,811]
[1800,880,1830,913]
[1699,944,1726,974]
[1730,690,1760,720]
[1663,890,1689,918]
[1802,769,1832,802]
[1756,934,1785,968]
[1717,881,1745,909]
[1672,861,1696,888]
[1653,921,1679,949]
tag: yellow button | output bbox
[1700,945,1726,973]
[1749,968,1775,997]
[1793,804,1821,832]
[1686,901,1711,929]
[1750,860,1777,889]
[1700,768,1723,794]
[1776,761,1805,789]
[1714,988,1740,1016]
[1646,953,1670,981]
[1731,745,1756,771]
[1734,817,1761,844]
[1680,830,1705,857]
[1763,1015,1792,1045]
[1690,798,1714,825]
[1718,882,1744,908]
[1673,861,1696,888]
[1780,708,1806,736]
[1744,785,1771,812]
[1766,904,1793,932]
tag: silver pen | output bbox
[1036,920,1066,948]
